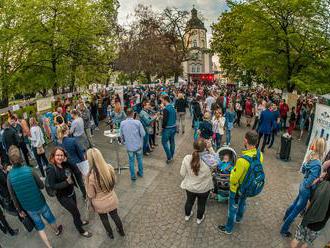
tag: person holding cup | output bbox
[47,147,92,238]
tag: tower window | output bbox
[192,65,196,73]
[193,39,197,47]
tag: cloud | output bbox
[118,0,228,42]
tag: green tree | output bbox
[212,0,330,93]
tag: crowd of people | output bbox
[0,81,329,248]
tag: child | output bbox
[211,153,234,199]
[198,112,213,141]
[217,153,234,174]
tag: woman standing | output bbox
[29,117,48,178]
[291,161,330,248]
[180,139,213,225]
[111,102,126,129]
[224,104,237,146]
[212,109,225,150]
[86,148,125,239]
[281,138,326,237]
[47,147,92,238]
[298,103,307,140]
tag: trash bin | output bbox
[279,134,292,161]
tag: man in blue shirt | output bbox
[120,109,146,180]
[161,95,177,164]
[268,103,280,148]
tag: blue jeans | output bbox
[226,129,232,145]
[215,133,222,150]
[281,188,310,234]
[193,120,200,141]
[27,204,56,231]
[162,128,176,160]
[225,191,247,232]
[127,149,143,179]
[143,132,150,154]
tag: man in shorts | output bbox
[7,145,62,248]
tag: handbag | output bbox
[36,145,45,155]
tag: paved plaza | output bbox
[1,117,329,248]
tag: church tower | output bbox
[182,6,213,82]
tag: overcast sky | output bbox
[118,0,229,43]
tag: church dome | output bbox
[186,7,206,31]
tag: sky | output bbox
[118,0,229,44]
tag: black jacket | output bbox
[2,127,19,151]
[47,162,79,198]
[175,99,188,113]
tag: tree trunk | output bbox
[0,75,9,107]
[69,64,76,93]
[174,72,179,83]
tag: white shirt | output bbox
[212,116,225,135]
[180,155,213,193]
[205,96,215,112]
[30,126,45,148]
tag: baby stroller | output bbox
[213,146,237,202]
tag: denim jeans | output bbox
[193,120,200,141]
[127,149,143,179]
[27,204,56,231]
[226,129,231,145]
[281,187,310,234]
[225,191,247,232]
[161,128,176,160]
[143,132,150,154]
[215,133,222,150]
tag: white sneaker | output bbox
[197,215,205,225]
[185,211,193,221]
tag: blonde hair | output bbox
[178,93,184,99]
[310,138,327,160]
[56,125,69,143]
[86,148,116,192]
[203,112,211,121]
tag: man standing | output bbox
[139,100,155,156]
[10,117,30,166]
[218,131,263,234]
[279,99,289,131]
[175,93,188,134]
[161,95,177,164]
[121,109,145,181]
[7,146,62,247]
[70,110,88,151]
[78,102,94,148]
[257,103,274,152]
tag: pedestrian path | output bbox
[1,117,328,248]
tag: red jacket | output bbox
[279,103,289,118]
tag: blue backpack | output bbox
[239,150,265,197]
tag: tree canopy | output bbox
[211,0,330,93]
[0,0,119,107]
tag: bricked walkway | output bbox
[1,116,329,248]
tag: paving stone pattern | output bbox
[1,116,329,248]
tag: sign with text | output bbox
[305,103,330,161]
[37,97,52,112]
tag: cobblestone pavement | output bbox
[1,116,329,248]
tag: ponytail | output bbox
[191,150,201,176]
[190,139,206,176]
